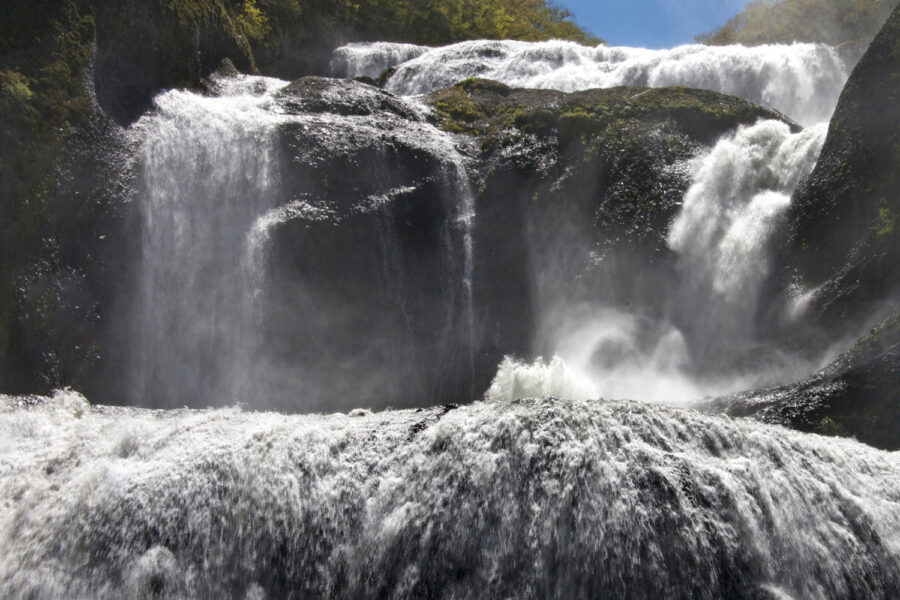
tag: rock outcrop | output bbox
[703,309,900,450]
[92,0,256,124]
[0,0,257,396]
[784,4,900,334]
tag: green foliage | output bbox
[239,0,272,42]
[697,0,897,46]
[0,0,96,389]
[0,71,33,102]
[251,0,601,49]
[872,204,897,236]
[816,416,847,436]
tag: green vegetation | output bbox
[247,0,600,49]
[848,309,900,359]
[872,204,897,237]
[428,80,789,146]
[697,0,897,46]
[0,0,95,388]
[239,1,272,43]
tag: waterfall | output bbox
[331,41,431,79]
[541,121,828,405]
[667,120,828,340]
[129,75,288,408]
[3,390,900,599]
[334,40,850,125]
[6,16,900,600]
[128,74,478,410]
[325,39,849,406]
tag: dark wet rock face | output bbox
[276,76,422,120]
[1,62,139,400]
[1,0,255,395]
[783,5,900,335]
[702,309,900,450]
[119,76,477,412]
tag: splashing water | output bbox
[331,41,431,79]
[3,392,900,599]
[334,40,850,124]
[539,120,829,405]
[483,355,597,402]
[668,120,828,317]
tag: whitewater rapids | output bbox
[2,386,899,599]
[333,39,850,124]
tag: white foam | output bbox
[669,120,828,310]
[331,41,431,79]
[335,40,850,124]
[2,395,899,597]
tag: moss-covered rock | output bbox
[0,0,97,393]
[429,80,793,143]
[783,4,900,332]
[1,0,254,395]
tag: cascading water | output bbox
[331,41,431,79]
[128,73,479,410]
[334,39,850,124]
[130,76,287,408]
[667,120,829,349]
[327,37,855,407]
[2,390,900,599]
[540,120,830,405]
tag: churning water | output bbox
[540,120,830,405]
[334,39,850,125]
[2,389,900,599]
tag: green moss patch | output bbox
[427,80,791,148]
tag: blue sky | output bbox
[560,0,750,48]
